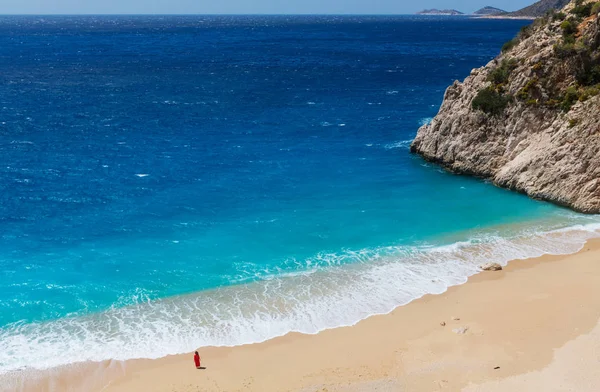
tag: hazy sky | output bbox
[0,0,536,15]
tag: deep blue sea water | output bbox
[1,15,599,374]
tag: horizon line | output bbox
[0,13,509,17]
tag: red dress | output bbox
[194,353,201,368]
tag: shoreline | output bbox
[2,219,598,378]
[413,14,536,20]
[474,15,536,20]
[10,236,600,391]
[4,217,598,377]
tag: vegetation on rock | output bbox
[494,0,600,112]
[472,88,512,115]
[517,78,540,102]
[572,0,598,17]
[502,39,519,53]
[501,16,552,54]
[548,0,600,110]
[487,59,518,85]
[560,19,578,41]
[472,58,519,115]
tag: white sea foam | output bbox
[419,117,433,126]
[1,221,600,379]
[384,139,412,150]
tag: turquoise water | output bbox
[0,15,599,374]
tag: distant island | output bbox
[473,6,507,16]
[416,9,464,15]
[415,6,507,17]
[416,0,571,18]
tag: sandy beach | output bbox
[10,237,600,392]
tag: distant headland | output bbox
[507,0,570,18]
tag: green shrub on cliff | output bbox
[554,41,589,58]
[568,118,580,128]
[519,24,534,39]
[577,64,600,86]
[572,2,595,18]
[472,88,512,115]
[552,11,567,21]
[561,86,580,111]
[517,78,539,101]
[502,39,519,53]
[579,85,600,101]
[552,82,600,112]
[554,43,574,57]
[501,20,541,54]
[592,2,600,16]
[487,59,518,86]
[561,19,578,35]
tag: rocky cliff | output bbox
[411,0,600,213]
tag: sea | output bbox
[1,15,599,377]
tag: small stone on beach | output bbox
[480,262,502,271]
[440,321,446,326]
[452,316,460,321]
[452,326,469,334]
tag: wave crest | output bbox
[1,223,599,376]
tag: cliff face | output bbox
[411,1,600,213]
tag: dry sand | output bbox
[10,239,600,392]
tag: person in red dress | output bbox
[194,351,201,369]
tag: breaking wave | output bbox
[1,221,599,378]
